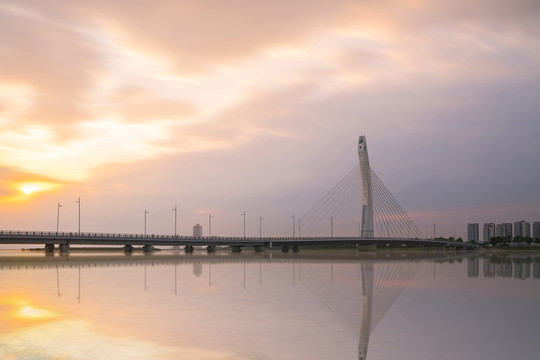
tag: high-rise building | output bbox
[495,224,503,237]
[467,223,479,243]
[483,223,495,243]
[533,222,540,240]
[193,224,203,238]
[501,223,513,238]
[514,220,531,238]
[496,223,513,238]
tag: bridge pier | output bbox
[45,244,55,253]
[207,245,216,253]
[143,245,154,253]
[281,246,289,253]
[124,245,134,253]
[59,244,70,253]
[254,245,265,253]
[184,245,194,253]
[231,246,242,253]
[292,245,300,253]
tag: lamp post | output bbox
[75,197,81,235]
[144,209,149,236]
[209,214,214,237]
[291,214,295,239]
[56,202,62,234]
[240,211,246,239]
[172,206,177,236]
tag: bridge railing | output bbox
[1,230,459,243]
[0,230,428,241]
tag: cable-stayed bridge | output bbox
[0,136,477,252]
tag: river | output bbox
[0,249,539,359]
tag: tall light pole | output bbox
[56,202,62,234]
[259,216,264,239]
[209,214,214,237]
[240,211,246,239]
[144,209,149,236]
[172,206,177,236]
[291,214,295,239]
[298,219,303,238]
[75,197,81,235]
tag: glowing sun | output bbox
[16,181,58,196]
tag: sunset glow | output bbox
[17,182,56,195]
[0,0,538,237]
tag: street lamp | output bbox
[240,211,246,239]
[172,206,177,236]
[209,214,214,237]
[56,202,62,234]
[291,214,295,239]
[144,209,149,236]
[75,197,81,235]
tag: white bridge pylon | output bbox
[293,136,424,239]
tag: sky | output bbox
[1,0,539,240]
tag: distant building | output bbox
[483,223,495,243]
[514,220,531,238]
[193,224,203,238]
[467,223,479,243]
[533,222,540,240]
[495,223,513,238]
[501,223,513,238]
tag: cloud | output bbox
[0,0,539,233]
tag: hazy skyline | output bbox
[1,0,539,239]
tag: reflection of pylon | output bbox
[358,261,373,360]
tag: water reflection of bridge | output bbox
[8,251,522,359]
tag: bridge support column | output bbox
[59,244,70,253]
[281,246,289,253]
[45,244,55,253]
[207,245,216,253]
[184,245,194,253]
[231,246,242,253]
[124,245,133,253]
[292,245,300,253]
[254,245,265,253]
[143,245,154,253]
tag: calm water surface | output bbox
[1,249,539,360]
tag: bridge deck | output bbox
[0,230,478,249]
